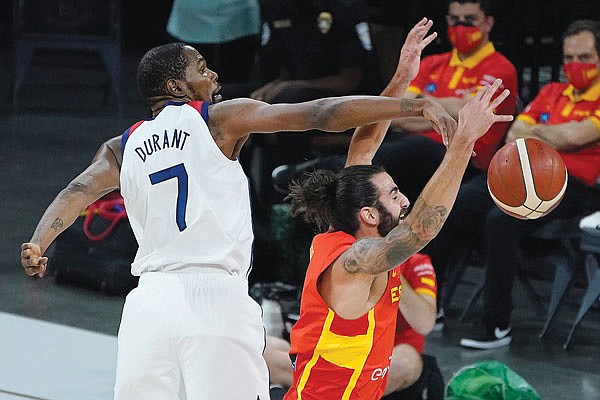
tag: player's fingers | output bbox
[409,18,430,40]
[441,131,449,147]
[416,20,433,39]
[493,114,515,123]
[489,89,511,110]
[432,121,448,145]
[415,17,429,29]
[473,84,487,101]
[25,265,43,276]
[419,32,438,50]
[481,79,502,104]
[443,118,457,146]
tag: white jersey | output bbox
[120,101,254,277]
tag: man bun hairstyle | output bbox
[287,165,385,235]
[288,169,337,232]
[137,42,189,104]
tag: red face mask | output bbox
[563,62,600,91]
[447,24,483,54]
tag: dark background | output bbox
[1,0,599,112]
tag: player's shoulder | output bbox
[532,82,568,100]
[541,81,569,92]
[207,98,263,121]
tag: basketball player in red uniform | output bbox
[282,31,512,400]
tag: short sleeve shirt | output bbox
[408,42,519,171]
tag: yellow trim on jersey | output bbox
[590,116,600,132]
[448,66,465,90]
[561,102,575,118]
[516,114,537,125]
[449,42,496,69]
[420,277,435,287]
[562,79,600,102]
[407,86,422,95]
[583,80,600,100]
[296,309,376,400]
[415,287,437,300]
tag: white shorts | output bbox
[114,271,270,400]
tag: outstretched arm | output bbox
[21,136,122,277]
[210,94,453,136]
[346,18,439,166]
[339,80,513,275]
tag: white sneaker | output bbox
[580,211,600,236]
[460,325,512,350]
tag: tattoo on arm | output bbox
[50,218,64,232]
[400,99,416,114]
[343,199,447,275]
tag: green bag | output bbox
[270,203,314,285]
[446,361,540,400]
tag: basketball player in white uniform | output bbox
[21,32,457,399]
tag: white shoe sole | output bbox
[460,336,512,349]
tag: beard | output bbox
[375,201,401,237]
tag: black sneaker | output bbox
[269,385,287,400]
[460,325,512,349]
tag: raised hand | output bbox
[21,242,48,277]
[456,79,513,143]
[394,17,437,86]
[422,98,458,146]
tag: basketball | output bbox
[487,138,568,220]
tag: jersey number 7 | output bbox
[149,163,189,231]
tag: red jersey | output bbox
[394,254,437,354]
[408,42,518,171]
[285,231,402,400]
[516,80,600,187]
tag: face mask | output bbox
[563,62,600,91]
[447,24,483,54]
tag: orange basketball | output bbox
[487,138,568,220]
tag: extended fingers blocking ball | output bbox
[487,138,568,220]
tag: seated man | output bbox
[382,253,444,400]
[429,19,600,350]
[376,0,517,200]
